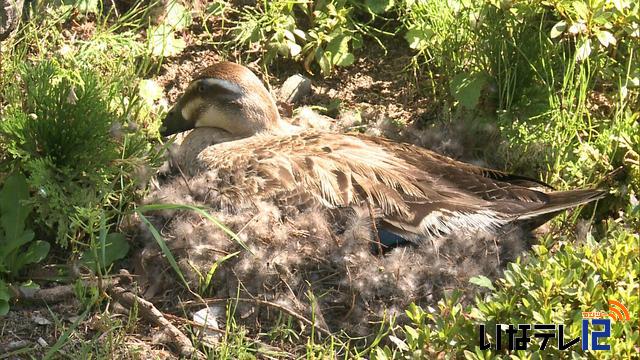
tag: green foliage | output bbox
[2,62,116,172]
[403,0,638,191]
[381,3,640,356]
[0,174,50,315]
[0,3,164,252]
[231,0,396,75]
[0,62,115,245]
[147,1,193,59]
[371,220,639,359]
[80,232,130,274]
[0,174,49,276]
[136,203,247,294]
[0,0,636,355]
[0,281,9,316]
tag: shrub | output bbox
[0,60,161,248]
[371,215,639,359]
[230,0,396,75]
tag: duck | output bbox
[159,61,605,248]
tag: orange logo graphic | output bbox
[582,300,630,321]
[608,300,630,322]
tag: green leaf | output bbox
[388,335,409,351]
[572,1,590,19]
[137,213,190,289]
[80,233,129,272]
[469,275,496,290]
[595,30,616,47]
[13,240,49,271]
[205,2,226,18]
[137,203,249,252]
[335,52,355,67]
[2,230,35,260]
[0,174,31,242]
[404,325,419,342]
[148,25,186,57]
[550,21,567,38]
[449,72,490,109]
[0,280,9,315]
[405,28,428,49]
[203,251,239,291]
[326,35,351,59]
[575,38,592,61]
[283,30,296,42]
[365,0,395,14]
[165,1,192,31]
[317,52,332,76]
[63,0,99,14]
[293,29,306,40]
[611,0,627,12]
[139,79,164,105]
[289,42,302,57]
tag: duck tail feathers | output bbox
[518,189,606,220]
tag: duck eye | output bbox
[197,84,206,93]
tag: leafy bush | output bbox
[231,0,395,75]
[0,174,49,315]
[0,62,115,245]
[0,58,161,249]
[371,216,639,359]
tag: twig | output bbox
[174,161,193,194]
[164,313,294,359]
[10,277,122,304]
[108,286,204,359]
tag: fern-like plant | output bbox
[0,61,119,246]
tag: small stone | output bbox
[36,337,49,347]
[67,315,82,323]
[193,305,224,343]
[6,340,30,351]
[32,313,52,326]
[279,74,312,104]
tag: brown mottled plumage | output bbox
[161,62,605,243]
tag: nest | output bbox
[129,112,539,337]
[134,158,532,337]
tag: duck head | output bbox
[161,62,291,137]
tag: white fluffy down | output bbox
[136,169,531,337]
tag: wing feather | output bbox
[185,129,602,243]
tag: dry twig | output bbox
[108,286,204,359]
[10,277,122,304]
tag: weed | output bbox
[229,0,397,75]
[0,174,49,315]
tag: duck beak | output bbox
[160,106,195,136]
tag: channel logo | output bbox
[478,299,630,352]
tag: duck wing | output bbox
[189,130,604,241]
